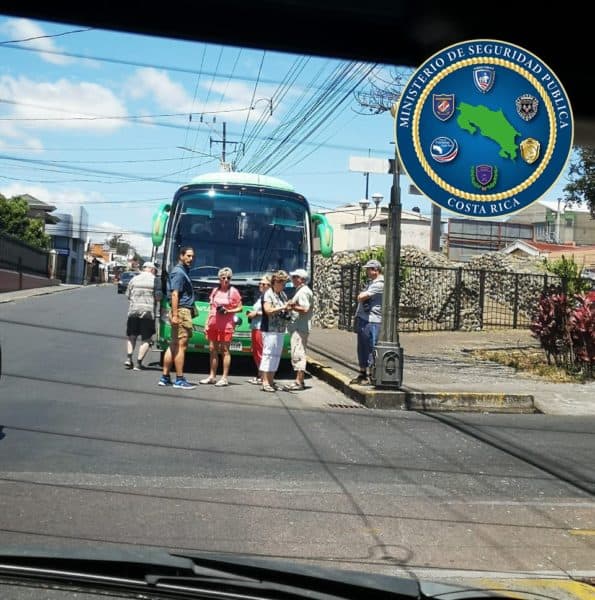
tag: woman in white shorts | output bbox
[259,270,290,392]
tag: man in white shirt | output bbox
[124,261,161,370]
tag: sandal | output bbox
[214,378,229,387]
[261,384,275,392]
[284,382,305,391]
[199,377,216,384]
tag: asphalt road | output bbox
[0,285,594,599]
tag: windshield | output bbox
[169,188,310,279]
[0,9,593,600]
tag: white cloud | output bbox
[125,68,192,109]
[0,120,44,150]
[0,182,153,256]
[1,18,73,65]
[124,68,281,123]
[0,75,128,132]
[0,183,102,208]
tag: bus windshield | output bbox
[168,186,311,280]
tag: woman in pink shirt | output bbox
[200,267,243,387]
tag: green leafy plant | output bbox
[542,255,590,296]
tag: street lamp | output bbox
[359,193,383,247]
[371,103,404,389]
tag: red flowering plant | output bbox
[530,292,572,367]
[531,291,595,378]
[567,293,595,377]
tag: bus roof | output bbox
[188,171,295,192]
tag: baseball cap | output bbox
[289,268,309,280]
[363,259,382,269]
[142,261,156,270]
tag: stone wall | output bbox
[312,246,555,330]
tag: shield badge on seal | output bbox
[473,66,495,93]
[516,94,539,121]
[433,94,455,121]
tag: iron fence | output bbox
[338,263,567,332]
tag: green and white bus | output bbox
[150,171,333,359]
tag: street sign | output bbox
[349,156,390,174]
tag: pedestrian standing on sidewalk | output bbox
[260,269,291,392]
[159,246,197,390]
[284,269,313,390]
[246,275,271,385]
[350,259,384,385]
[200,267,243,387]
[124,261,161,370]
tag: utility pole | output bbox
[210,122,244,171]
[555,197,562,243]
[430,204,442,251]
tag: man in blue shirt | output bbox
[350,259,384,385]
[159,246,196,389]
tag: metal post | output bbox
[371,149,404,388]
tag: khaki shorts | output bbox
[290,330,308,371]
[171,307,193,339]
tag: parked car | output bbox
[117,271,138,294]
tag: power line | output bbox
[0,41,320,88]
[0,27,93,45]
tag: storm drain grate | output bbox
[327,403,366,409]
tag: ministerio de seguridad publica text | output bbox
[397,42,571,131]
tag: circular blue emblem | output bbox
[394,39,574,218]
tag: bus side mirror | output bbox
[152,203,171,248]
[312,213,333,258]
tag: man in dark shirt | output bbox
[158,246,196,389]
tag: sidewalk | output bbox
[2,285,594,415]
[306,327,595,416]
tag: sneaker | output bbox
[199,377,216,385]
[349,373,368,385]
[124,358,133,369]
[173,377,196,390]
[158,374,172,386]
[214,378,229,387]
[133,362,147,371]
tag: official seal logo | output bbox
[394,39,573,218]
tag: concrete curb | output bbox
[0,284,88,303]
[306,356,537,413]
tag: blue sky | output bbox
[0,15,572,256]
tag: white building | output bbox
[316,203,432,252]
[505,199,595,245]
[46,205,89,284]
